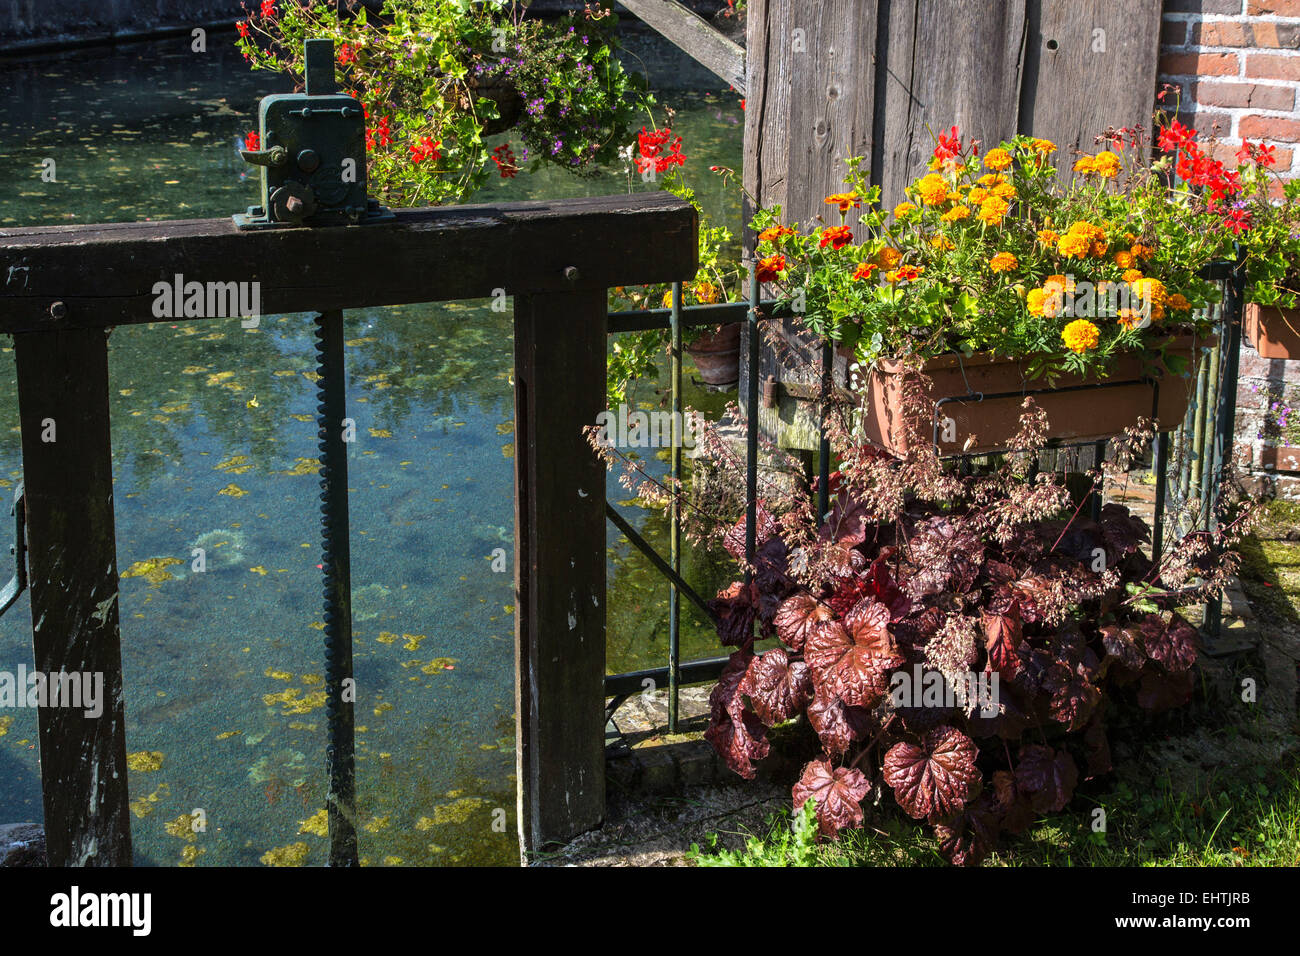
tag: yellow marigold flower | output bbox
[1073,155,1096,174]
[1067,221,1103,241]
[967,187,990,204]
[1031,138,1056,155]
[977,197,1010,225]
[1168,293,1191,311]
[977,173,1006,187]
[1090,239,1108,257]
[930,235,955,250]
[824,192,861,214]
[916,174,950,206]
[1037,229,1060,245]
[693,281,720,304]
[1130,243,1153,260]
[984,147,1013,171]
[989,252,1018,273]
[1124,232,1137,244]
[1092,151,1121,178]
[893,202,917,219]
[1027,288,1048,316]
[1122,269,1145,284]
[661,289,675,309]
[1113,250,1135,270]
[992,182,1017,200]
[941,204,971,223]
[1131,277,1167,306]
[1062,319,1100,353]
[1058,233,1091,258]
[875,247,902,269]
[946,191,965,202]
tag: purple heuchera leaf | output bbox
[709,581,757,649]
[773,592,833,652]
[792,758,870,837]
[1139,612,1198,673]
[739,647,812,727]
[882,724,980,822]
[806,690,875,756]
[1015,743,1078,813]
[705,651,770,779]
[804,598,903,708]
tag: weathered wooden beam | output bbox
[513,289,609,858]
[13,327,132,866]
[619,0,746,94]
[0,193,696,332]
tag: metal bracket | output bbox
[0,481,27,618]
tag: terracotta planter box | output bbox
[1260,445,1300,474]
[857,335,1209,457]
[1244,304,1300,360]
[685,322,741,388]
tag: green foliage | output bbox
[1238,178,1300,309]
[690,799,821,867]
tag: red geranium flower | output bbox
[409,136,442,164]
[245,130,260,151]
[237,20,249,38]
[491,143,519,179]
[260,1,276,18]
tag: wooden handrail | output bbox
[1,192,698,864]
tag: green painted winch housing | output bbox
[234,37,393,229]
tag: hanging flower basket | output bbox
[1243,304,1300,360]
[856,335,1209,457]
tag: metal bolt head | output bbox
[48,301,67,320]
[563,266,580,283]
[297,148,320,173]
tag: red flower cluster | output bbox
[245,130,260,151]
[635,126,685,174]
[409,136,441,164]
[933,124,962,163]
[365,115,391,151]
[259,1,276,18]
[1157,119,1244,211]
[237,20,249,38]
[1235,140,1277,168]
[491,143,519,179]
[337,43,357,65]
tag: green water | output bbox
[0,32,743,865]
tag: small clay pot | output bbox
[1243,303,1300,360]
[685,322,741,388]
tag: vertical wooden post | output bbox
[512,288,607,858]
[13,327,132,867]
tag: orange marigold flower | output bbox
[886,264,924,283]
[758,225,794,244]
[1073,155,1096,174]
[930,235,954,250]
[967,187,990,204]
[941,204,971,223]
[989,252,1018,272]
[851,262,879,281]
[1037,229,1060,245]
[875,247,903,268]
[819,225,854,250]
[984,147,1013,171]
[1122,269,1145,284]
[824,192,861,214]
[1027,288,1048,316]
[977,197,1010,225]
[1031,138,1056,155]
[756,254,786,283]
[893,202,917,219]
[693,281,720,304]
[1130,243,1154,259]
[1057,233,1091,257]
[1062,319,1100,353]
[992,182,1017,200]
[1168,293,1191,311]
[916,174,950,206]
[977,173,1005,187]
[1113,250,1135,269]
[1117,308,1146,331]
[1092,151,1121,178]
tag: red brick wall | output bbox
[1161,1,1300,498]
[1159,0,1300,190]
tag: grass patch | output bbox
[690,758,1300,867]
